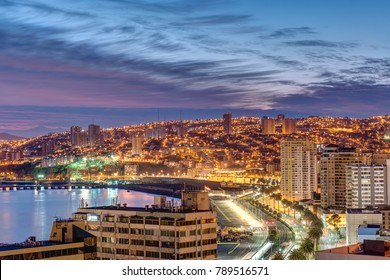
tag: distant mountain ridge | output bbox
[0,133,25,141]
[0,126,66,138]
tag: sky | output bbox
[1,0,390,136]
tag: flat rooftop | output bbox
[346,208,381,214]
[0,240,64,252]
[77,205,213,213]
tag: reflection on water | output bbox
[0,188,178,243]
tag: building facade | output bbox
[346,164,390,208]
[282,119,297,134]
[72,192,217,260]
[261,118,276,135]
[0,220,97,260]
[346,209,383,245]
[223,112,232,134]
[320,145,363,208]
[280,139,317,201]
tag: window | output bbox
[131,239,144,246]
[117,227,129,234]
[102,227,115,233]
[131,228,144,235]
[145,240,159,247]
[116,249,129,255]
[117,238,129,244]
[146,251,159,258]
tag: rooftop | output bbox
[77,205,213,213]
[346,208,382,214]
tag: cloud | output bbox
[261,27,316,39]
[284,40,358,48]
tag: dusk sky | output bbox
[1,0,390,136]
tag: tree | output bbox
[327,214,342,238]
[288,249,306,260]
[300,238,314,259]
[269,229,279,244]
[271,251,284,260]
[308,226,323,252]
[311,218,324,230]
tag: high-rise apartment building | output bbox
[88,124,101,147]
[280,139,317,201]
[72,192,217,260]
[223,112,232,134]
[145,127,166,139]
[261,118,276,135]
[70,126,82,147]
[282,119,297,134]
[132,135,144,156]
[346,163,390,208]
[320,145,363,208]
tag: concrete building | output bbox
[346,209,383,245]
[223,112,232,134]
[316,239,390,260]
[88,124,101,147]
[282,119,297,134]
[261,118,276,135]
[377,205,390,230]
[0,220,97,260]
[280,139,317,201]
[70,126,82,147]
[145,127,166,139]
[72,192,217,260]
[131,135,144,156]
[346,164,390,208]
[320,145,363,209]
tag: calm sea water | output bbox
[0,188,178,243]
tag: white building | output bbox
[346,209,382,245]
[346,164,390,208]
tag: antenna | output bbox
[157,109,160,122]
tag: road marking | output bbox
[215,205,232,222]
[228,243,241,254]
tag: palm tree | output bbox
[271,251,284,260]
[311,218,324,229]
[308,226,323,252]
[326,213,342,238]
[288,249,306,260]
[300,238,314,259]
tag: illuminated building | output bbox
[346,163,390,208]
[277,114,285,125]
[131,135,144,156]
[72,192,217,260]
[88,124,101,147]
[282,119,297,134]
[320,145,363,208]
[223,112,232,134]
[280,139,317,201]
[70,126,82,147]
[261,118,276,135]
[42,140,55,156]
[0,220,97,260]
[145,127,166,139]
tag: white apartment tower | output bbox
[346,162,390,208]
[280,139,317,201]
